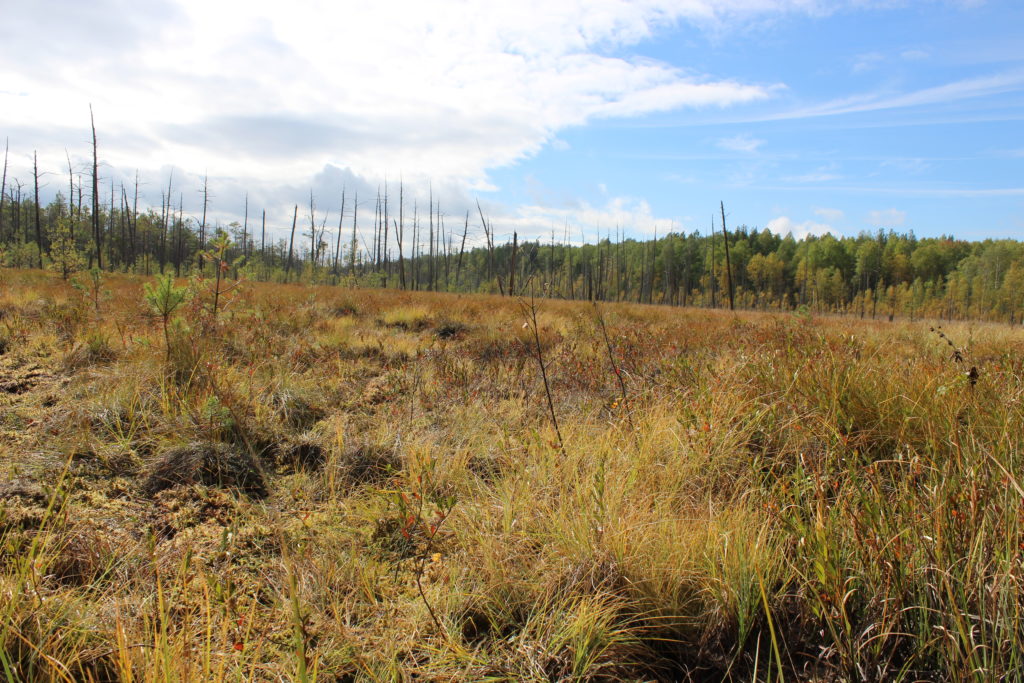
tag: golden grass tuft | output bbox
[1,268,1023,680]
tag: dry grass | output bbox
[1,267,1023,681]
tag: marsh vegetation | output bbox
[1,266,1023,681]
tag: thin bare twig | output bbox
[519,290,563,451]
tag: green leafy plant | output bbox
[198,229,244,326]
[48,215,84,281]
[379,455,457,635]
[144,273,190,361]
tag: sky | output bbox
[1,0,1022,247]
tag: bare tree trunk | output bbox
[109,178,115,270]
[132,171,139,270]
[122,183,136,268]
[33,151,43,268]
[443,216,451,290]
[12,182,22,245]
[648,227,657,304]
[119,182,127,268]
[309,189,317,280]
[564,220,572,299]
[397,181,406,289]
[160,171,173,274]
[260,209,266,268]
[382,179,389,288]
[720,201,735,311]
[412,202,419,290]
[372,189,380,272]
[175,194,184,277]
[709,218,716,308]
[637,237,646,304]
[198,174,208,272]
[0,138,7,242]
[509,231,517,297]
[285,204,297,282]
[477,199,503,295]
[428,187,434,291]
[90,106,103,270]
[242,192,249,263]
[350,192,358,277]
[456,210,468,289]
[334,186,345,277]
[63,149,75,221]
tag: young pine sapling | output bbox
[144,273,189,361]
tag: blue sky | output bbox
[489,1,1024,240]
[1,0,1022,245]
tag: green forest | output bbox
[2,173,1023,323]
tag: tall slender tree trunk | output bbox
[119,182,127,268]
[33,151,43,268]
[397,182,406,289]
[309,189,317,280]
[198,174,208,273]
[131,172,139,268]
[285,204,297,282]
[64,150,75,221]
[90,106,103,270]
[350,193,358,277]
[720,201,735,311]
[456,210,468,289]
[242,192,249,262]
[109,178,116,270]
[709,219,716,308]
[176,194,184,276]
[412,202,419,290]
[334,186,345,277]
[428,188,434,292]
[382,179,389,288]
[0,138,7,242]
[161,172,173,274]
[509,231,518,297]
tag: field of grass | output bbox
[1,267,1023,681]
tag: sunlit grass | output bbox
[1,267,1022,680]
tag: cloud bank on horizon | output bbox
[1,0,1022,242]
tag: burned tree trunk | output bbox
[90,106,103,270]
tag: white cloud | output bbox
[786,170,841,182]
[766,216,834,239]
[758,70,1024,121]
[867,208,907,226]
[0,0,789,199]
[501,195,675,243]
[901,49,930,61]
[880,157,930,174]
[852,52,884,74]
[814,207,845,222]
[717,134,765,153]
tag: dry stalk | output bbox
[593,301,634,434]
[519,292,563,452]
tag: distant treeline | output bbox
[1,155,1022,323]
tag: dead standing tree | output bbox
[333,185,346,278]
[285,204,298,282]
[32,151,43,268]
[720,201,735,311]
[90,105,102,270]
[0,138,8,242]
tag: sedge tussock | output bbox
[1,269,1023,680]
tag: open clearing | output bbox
[2,269,1023,681]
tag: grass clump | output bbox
[2,268,1024,680]
[143,441,267,497]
